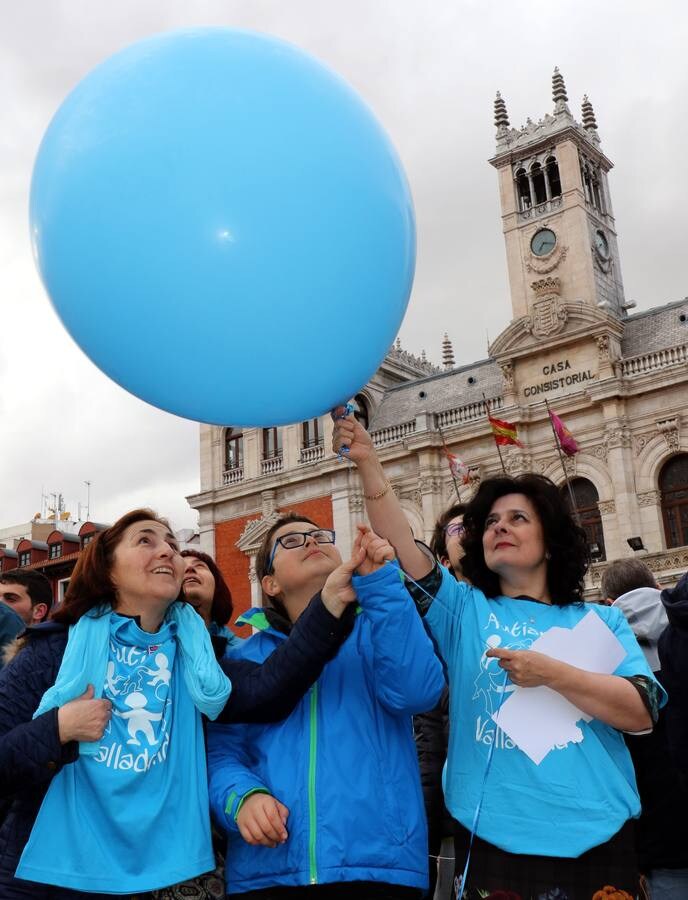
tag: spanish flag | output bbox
[488,414,523,448]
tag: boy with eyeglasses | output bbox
[207,513,444,899]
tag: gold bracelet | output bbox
[365,481,390,501]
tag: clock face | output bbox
[595,230,610,260]
[530,228,557,257]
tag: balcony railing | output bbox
[436,396,503,429]
[370,420,416,447]
[222,466,244,485]
[619,344,688,377]
[517,195,562,221]
[299,444,325,464]
[261,454,283,476]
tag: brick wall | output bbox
[215,495,334,633]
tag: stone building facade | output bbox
[188,69,688,622]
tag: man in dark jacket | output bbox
[602,559,688,900]
[659,571,688,778]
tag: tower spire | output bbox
[494,91,510,131]
[442,333,455,370]
[552,67,571,115]
[581,94,598,131]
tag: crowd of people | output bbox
[0,409,686,900]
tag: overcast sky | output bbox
[2,1,688,532]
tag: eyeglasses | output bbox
[267,529,336,573]
[444,523,465,538]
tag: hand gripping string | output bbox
[399,568,509,900]
[331,402,354,462]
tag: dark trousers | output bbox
[233,883,422,900]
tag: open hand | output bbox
[485,648,562,688]
[236,792,289,847]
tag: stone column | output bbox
[283,424,300,470]
[601,414,639,559]
[244,429,260,479]
[331,469,357,558]
[247,552,262,606]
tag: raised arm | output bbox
[351,528,445,715]
[216,591,355,725]
[331,408,432,580]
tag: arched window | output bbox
[545,156,562,197]
[660,454,688,548]
[562,478,606,560]
[530,162,547,205]
[351,394,370,431]
[224,427,244,471]
[515,167,531,211]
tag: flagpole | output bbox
[544,398,581,527]
[437,424,462,502]
[482,394,507,475]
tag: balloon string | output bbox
[400,570,509,900]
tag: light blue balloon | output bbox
[30,28,416,426]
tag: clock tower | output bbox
[489,68,627,323]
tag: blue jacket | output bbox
[0,596,355,899]
[207,562,445,894]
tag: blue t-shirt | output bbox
[17,614,214,893]
[425,566,665,857]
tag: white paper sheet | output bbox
[491,610,627,765]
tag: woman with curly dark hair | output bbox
[333,411,665,900]
[459,473,589,604]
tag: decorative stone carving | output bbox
[349,491,365,514]
[591,443,609,462]
[657,417,680,452]
[633,432,656,457]
[401,487,424,506]
[504,451,532,475]
[637,490,661,507]
[499,361,514,390]
[419,475,442,495]
[531,276,561,298]
[526,244,568,275]
[645,550,688,573]
[523,297,568,338]
[562,455,577,478]
[598,499,615,515]
[596,334,610,361]
[237,512,281,552]
[604,425,632,451]
[261,490,277,518]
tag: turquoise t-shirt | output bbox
[17,614,215,893]
[425,566,665,858]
